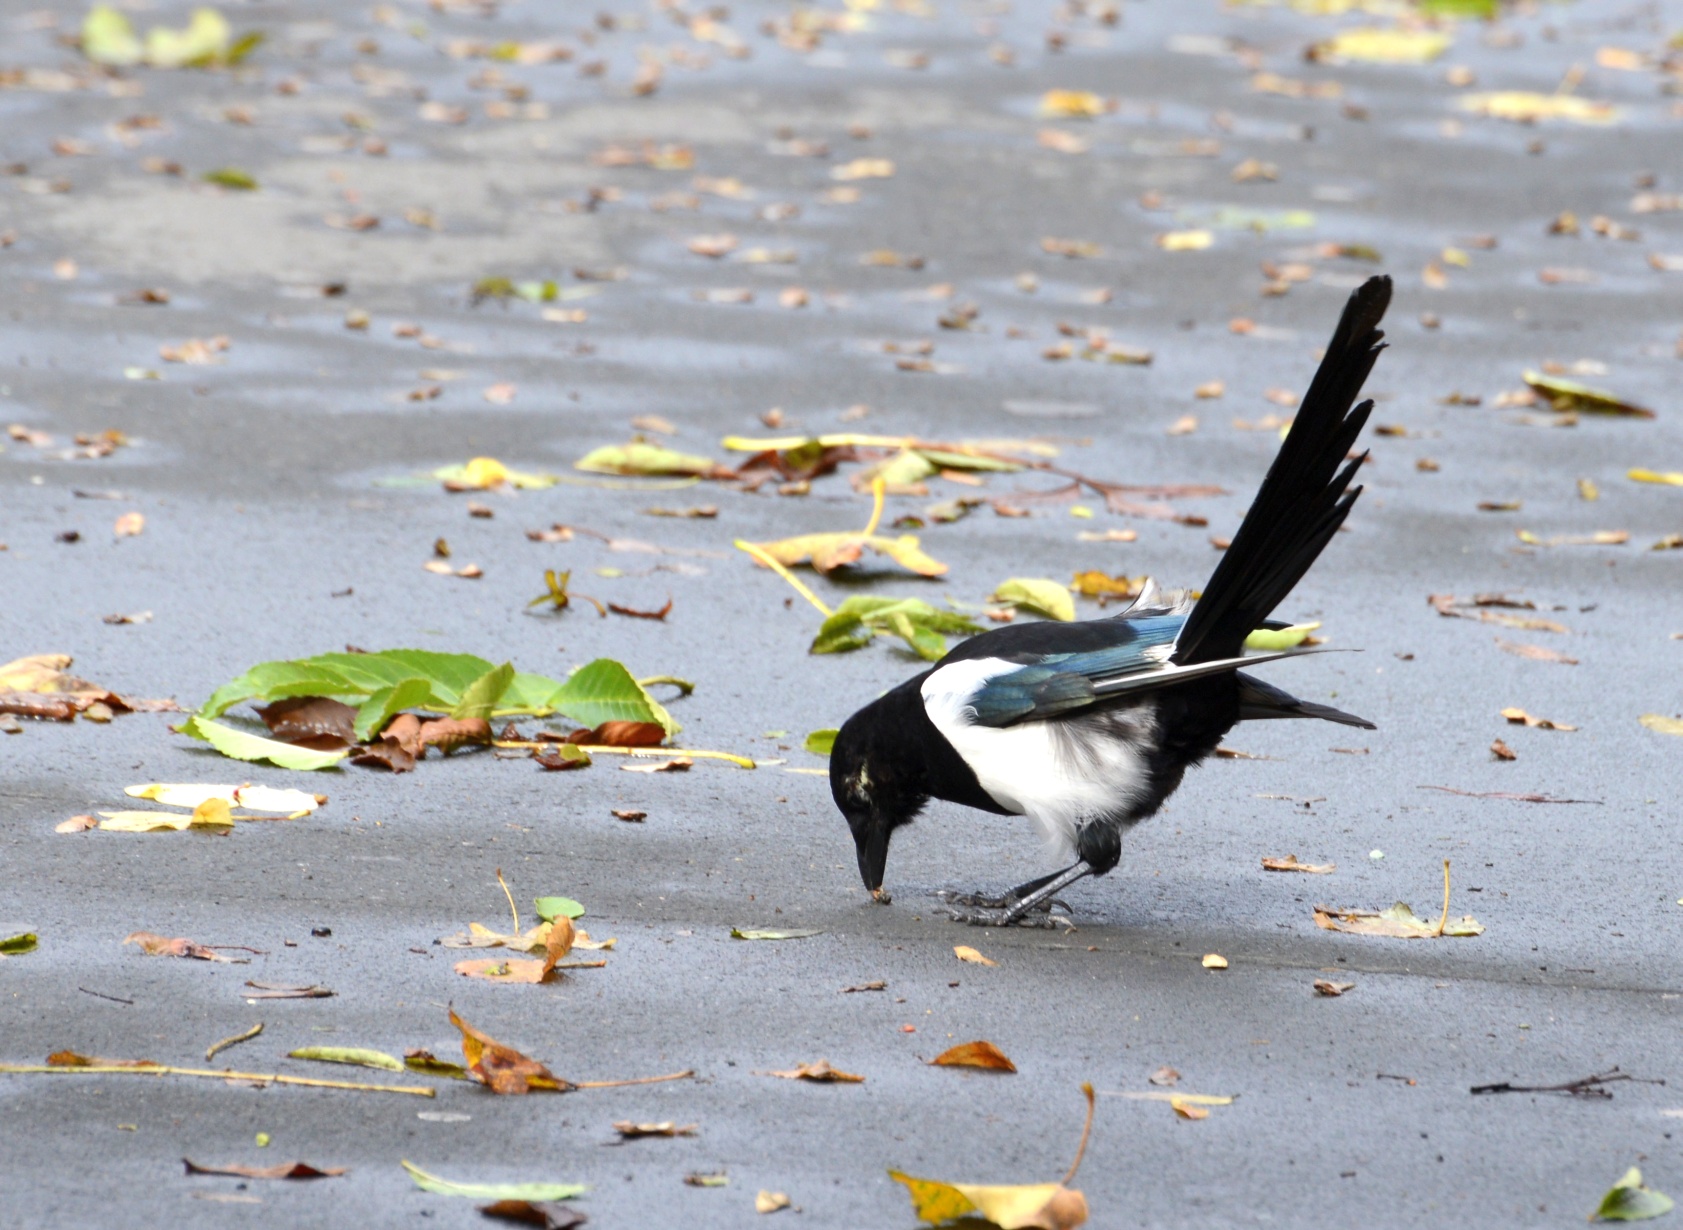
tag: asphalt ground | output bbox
[2,1,1682,1226]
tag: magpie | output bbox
[830,276,1391,926]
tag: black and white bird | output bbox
[830,276,1391,926]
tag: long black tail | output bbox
[1173,275,1391,665]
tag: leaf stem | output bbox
[496,868,520,937]
[861,475,886,538]
[572,1069,695,1089]
[733,539,833,618]
[1436,858,1451,938]
[0,1063,435,1096]
[204,1022,263,1063]
[1061,1082,1096,1186]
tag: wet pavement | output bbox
[3,1,1682,1226]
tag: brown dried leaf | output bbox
[448,1005,572,1094]
[1261,855,1335,874]
[1148,1066,1180,1087]
[612,1120,698,1139]
[124,931,241,962]
[419,717,493,753]
[255,696,357,749]
[1313,979,1356,997]
[1495,639,1578,665]
[1500,707,1576,731]
[183,1159,345,1180]
[761,1059,864,1083]
[930,1041,1017,1073]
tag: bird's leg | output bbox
[943,861,1094,928]
[940,868,1065,911]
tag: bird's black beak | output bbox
[855,821,891,903]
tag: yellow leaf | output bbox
[992,578,1076,622]
[1170,1097,1210,1120]
[1314,28,1451,64]
[1244,622,1320,651]
[1640,714,1683,736]
[432,457,557,491]
[1201,953,1228,970]
[1157,230,1213,251]
[1458,92,1620,125]
[892,1174,1085,1230]
[954,945,997,966]
[830,158,895,181]
[1629,468,1683,486]
[1038,89,1106,119]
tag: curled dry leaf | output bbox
[761,1060,864,1084]
[1201,954,1228,970]
[1314,980,1356,997]
[954,945,997,967]
[930,1041,1017,1073]
[113,511,145,537]
[1262,855,1335,874]
[182,1159,345,1180]
[56,815,97,833]
[756,1191,792,1214]
[1148,1067,1180,1087]
[448,1006,573,1094]
[1490,738,1517,761]
[1501,708,1576,731]
[1170,1097,1209,1121]
[1314,904,1483,939]
[455,916,576,985]
[124,931,244,962]
[477,1200,587,1229]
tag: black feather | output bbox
[1173,275,1391,665]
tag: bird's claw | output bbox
[940,903,1074,929]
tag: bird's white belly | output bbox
[922,659,1156,859]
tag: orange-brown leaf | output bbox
[930,1040,1017,1073]
[447,1006,573,1094]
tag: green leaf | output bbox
[145,8,231,68]
[452,662,515,721]
[400,1160,585,1202]
[533,896,585,922]
[915,449,1021,473]
[805,729,838,756]
[202,167,258,191]
[637,675,696,697]
[288,1047,403,1071]
[180,716,348,771]
[224,30,265,65]
[1595,1167,1675,1221]
[404,1054,469,1080]
[548,659,679,735]
[353,677,433,742]
[991,578,1076,622]
[0,930,39,956]
[575,441,718,477]
[731,928,824,940]
[1244,622,1320,651]
[81,6,142,66]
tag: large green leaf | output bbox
[452,663,515,721]
[811,597,982,661]
[400,1160,585,1202]
[180,716,348,771]
[548,659,679,735]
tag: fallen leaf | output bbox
[761,1060,864,1084]
[612,1121,697,1139]
[1523,371,1654,418]
[1459,93,1619,125]
[1201,954,1228,970]
[731,928,823,941]
[574,441,720,477]
[455,917,576,985]
[991,578,1075,623]
[1158,230,1213,251]
[97,798,235,833]
[1314,979,1356,997]
[1312,28,1449,63]
[448,1006,573,1094]
[1243,623,1320,651]
[404,1050,469,1080]
[685,1172,729,1188]
[1639,714,1683,736]
[242,981,333,1000]
[954,945,997,967]
[179,717,349,771]
[619,756,691,773]
[891,1083,1092,1229]
[55,815,97,834]
[1490,738,1517,761]
[1629,469,1683,486]
[124,931,243,962]
[1501,708,1576,732]
[400,1160,585,1202]
[183,1159,345,1180]
[1038,90,1108,119]
[435,458,557,491]
[255,696,357,749]
[830,158,894,181]
[611,809,646,823]
[1170,1097,1209,1121]
[286,1047,403,1071]
[1314,903,1483,939]
[1593,1166,1674,1222]
[756,1190,792,1214]
[113,511,145,538]
[0,930,39,956]
[477,1200,587,1229]
[1495,639,1578,665]
[804,729,837,756]
[1261,855,1335,874]
[930,1041,1017,1073]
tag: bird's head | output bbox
[830,705,925,904]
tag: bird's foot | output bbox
[936,888,1060,912]
[939,900,1074,929]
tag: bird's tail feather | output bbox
[1235,672,1375,730]
[1173,276,1391,665]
